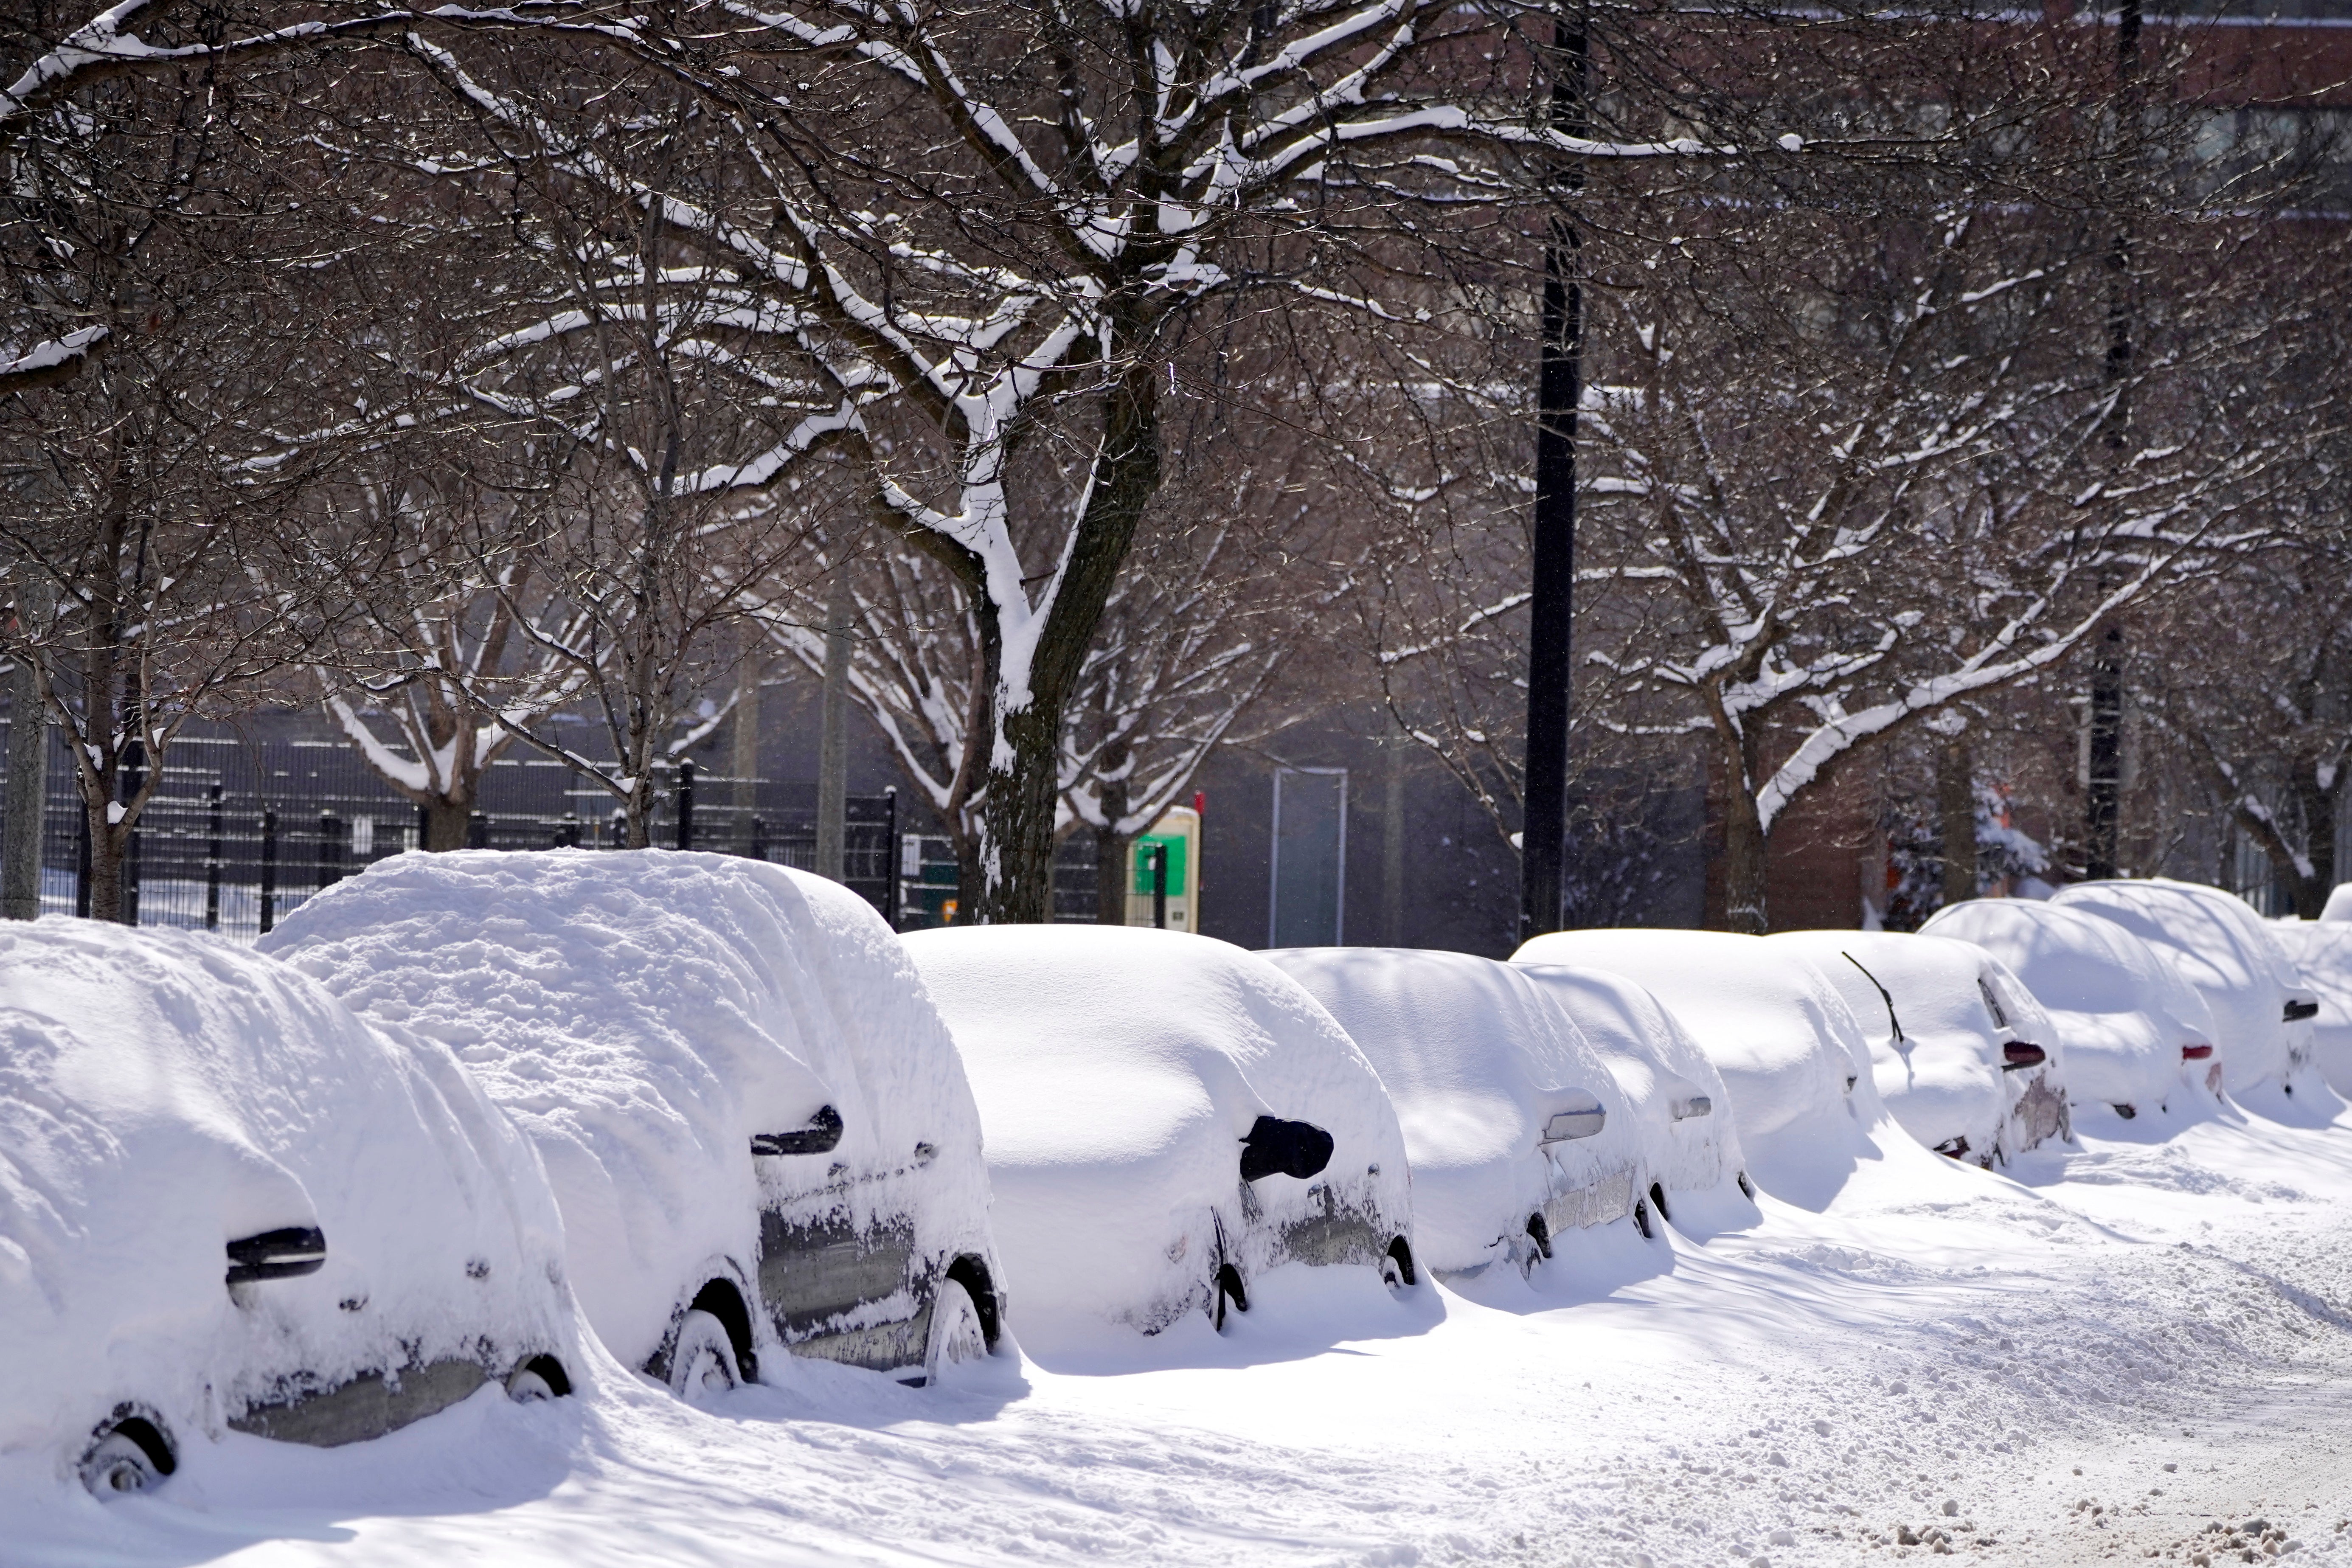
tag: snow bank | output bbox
[1920,898,2205,1117]
[1510,930,1897,1209]
[1510,962,1748,1203]
[902,927,1412,1340]
[1769,930,2069,1166]
[1264,948,1644,1278]
[2051,879,2310,1093]
[0,919,573,1487]
[261,850,995,1377]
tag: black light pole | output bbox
[1520,14,1586,944]
[2084,0,2140,882]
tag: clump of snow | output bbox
[0,919,573,1483]
[1770,930,2070,1166]
[2319,882,2352,923]
[1511,929,1923,1210]
[1265,948,1644,1278]
[903,927,1411,1344]
[261,850,994,1376]
[2051,879,2310,1093]
[1510,961,1750,1206]
[1921,897,2206,1117]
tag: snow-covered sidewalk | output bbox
[19,1105,2352,1568]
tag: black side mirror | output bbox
[751,1104,844,1157]
[2285,1000,2319,1023]
[226,1227,326,1286]
[1239,1116,1334,1183]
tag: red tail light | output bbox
[2181,1043,2213,1061]
[2001,1042,2046,1070]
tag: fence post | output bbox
[121,741,144,926]
[318,810,342,889]
[205,782,223,931]
[467,810,488,849]
[883,786,899,930]
[1152,843,1168,930]
[749,815,767,863]
[416,801,431,854]
[259,808,277,935]
[677,759,696,851]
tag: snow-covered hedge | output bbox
[262,851,998,1381]
[1266,947,1644,1278]
[0,920,573,1493]
[904,927,1412,1340]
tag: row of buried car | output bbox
[6,851,2340,1504]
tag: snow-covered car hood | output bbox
[1266,948,1641,1276]
[904,926,1411,1337]
[261,849,992,1370]
[1770,930,2068,1166]
[2051,879,2307,1092]
[0,920,572,1477]
[1512,961,1747,1199]
[1920,898,2205,1116]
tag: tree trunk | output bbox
[3,648,46,921]
[2290,762,2338,919]
[968,325,1161,924]
[1938,733,1976,907]
[84,798,126,924]
[1094,742,1131,926]
[1722,786,1770,936]
[816,576,852,880]
[422,795,472,852]
[2084,626,2125,880]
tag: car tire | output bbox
[924,1280,989,1386]
[667,1309,742,1405]
[79,1420,172,1499]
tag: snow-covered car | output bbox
[0,920,576,1500]
[1769,930,2069,1166]
[903,926,1414,1339]
[1919,898,2214,1119]
[2050,879,2318,1098]
[1511,961,1757,1227]
[261,850,1003,1399]
[1510,930,1878,1206]
[1265,947,1646,1279]
[2270,919,2352,1093]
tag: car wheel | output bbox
[924,1280,989,1386]
[79,1418,174,1499]
[1213,1262,1248,1330]
[667,1309,742,1405]
[1632,1195,1655,1240]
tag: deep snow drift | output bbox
[259,851,997,1379]
[0,919,574,1489]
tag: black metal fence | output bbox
[0,719,921,939]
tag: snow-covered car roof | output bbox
[261,850,992,1373]
[1769,931,2068,1166]
[2049,879,2310,1093]
[1265,948,1643,1278]
[903,926,1411,1340]
[0,920,573,1492]
[1919,898,2208,1117]
[1510,961,1749,1202]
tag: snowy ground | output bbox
[18,1097,2352,1568]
